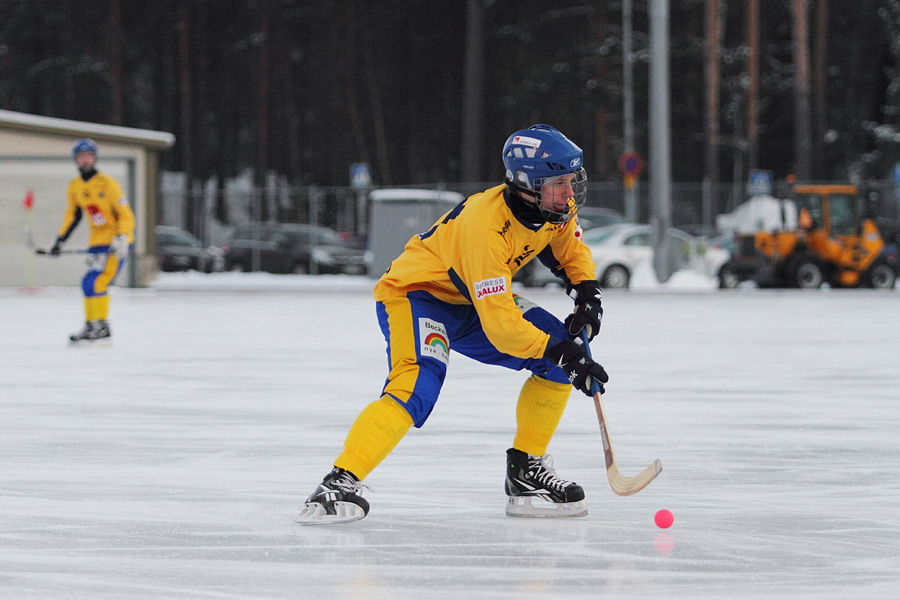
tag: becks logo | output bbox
[418,318,449,364]
[474,277,507,299]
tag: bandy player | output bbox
[298,125,608,524]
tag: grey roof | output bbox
[0,109,175,149]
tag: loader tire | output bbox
[864,260,897,289]
[789,256,825,289]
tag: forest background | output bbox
[3,0,900,229]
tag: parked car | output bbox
[223,222,368,275]
[154,225,224,273]
[575,207,628,230]
[583,223,731,289]
[515,207,629,287]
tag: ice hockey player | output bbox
[297,124,608,524]
[48,138,135,344]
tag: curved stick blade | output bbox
[594,392,662,496]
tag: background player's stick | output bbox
[580,331,662,496]
[24,226,86,255]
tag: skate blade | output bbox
[69,338,112,347]
[505,496,588,518]
[295,501,367,525]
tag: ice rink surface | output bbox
[1,277,899,599]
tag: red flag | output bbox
[23,188,34,210]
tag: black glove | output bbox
[49,238,64,256]
[565,280,603,341]
[544,339,609,396]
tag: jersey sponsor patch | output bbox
[474,277,507,300]
[118,196,128,206]
[418,318,449,364]
[512,135,541,149]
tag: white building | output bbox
[0,109,175,287]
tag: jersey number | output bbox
[418,199,468,240]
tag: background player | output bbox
[297,124,607,524]
[49,138,134,344]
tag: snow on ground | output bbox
[1,275,899,599]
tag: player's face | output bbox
[539,173,576,212]
[75,152,95,169]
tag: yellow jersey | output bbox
[374,184,596,360]
[58,172,135,247]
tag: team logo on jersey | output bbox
[512,245,535,267]
[512,135,541,149]
[474,277,507,300]
[86,204,107,225]
[418,318,449,364]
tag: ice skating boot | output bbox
[92,319,111,341]
[69,320,111,345]
[505,448,587,517]
[69,321,95,344]
[295,467,370,525]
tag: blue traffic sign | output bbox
[351,163,372,189]
[747,170,773,196]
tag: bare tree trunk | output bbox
[108,0,123,124]
[257,9,270,222]
[593,5,610,180]
[704,0,722,214]
[791,0,813,180]
[178,3,195,233]
[364,37,391,186]
[460,0,484,182]
[273,14,303,188]
[344,13,371,176]
[746,0,760,171]
[813,0,828,179]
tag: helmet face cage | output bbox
[533,167,588,224]
[502,124,587,224]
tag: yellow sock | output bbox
[334,395,413,480]
[96,295,109,320]
[83,296,109,321]
[513,375,572,457]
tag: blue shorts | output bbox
[375,290,569,427]
[82,245,126,297]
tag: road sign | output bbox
[350,162,372,189]
[892,163,900,185]
[618,151,644,177]
[747,169,773,196]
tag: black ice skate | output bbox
[505,448,588,518]
[295,467,370,525]
[69,320,111,345]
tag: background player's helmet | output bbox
[72,138,98,157]
[502,124,587,224]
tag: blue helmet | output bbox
[72,138,98,157]
[502,124,587,224]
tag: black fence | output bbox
[159,179,900,250]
